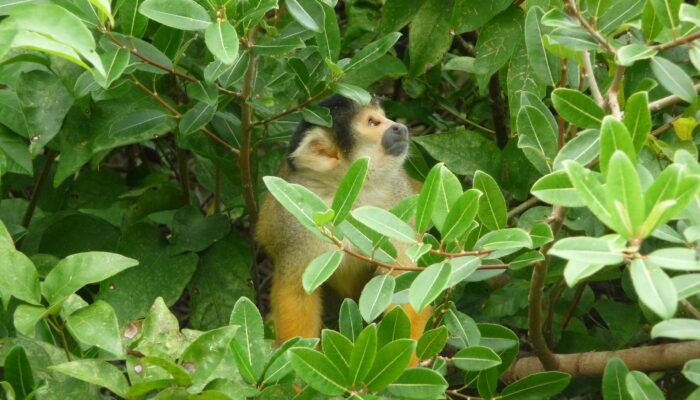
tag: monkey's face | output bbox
[353,106,410,160]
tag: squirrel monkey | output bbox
[256,95,432,346]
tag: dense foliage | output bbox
[1,0,700,398]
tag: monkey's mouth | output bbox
[381,123,409,156]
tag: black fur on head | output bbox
[287,94,379,170]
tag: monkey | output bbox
[256,94,432,350]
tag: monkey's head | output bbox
[287,95,410,181]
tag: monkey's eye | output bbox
[368,118,380,127]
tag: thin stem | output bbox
[445,390,483,400]
[606,66,625,119]
[214,168,222,214]
[252,86,332,127]
[488,74,509,149]
[239,29,259,225]
[507,197,541,220]
[528,205,568,371]
[561,283,587,331]
[48,316,72,361]
[651,31,700,51]
[682,299,700,320]
[581,51,605,108]
[177,148,191,205]
[648,83,700,111]
[428,249,494,258]
[22,149,57,228]
[544,280,567,348]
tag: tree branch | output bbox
[488,74,509,149]
[502,341,700,382]
[239,29,260,225]
[606,66,625,119]
[581,51,605,108]
[651,31,700,51]
[648,83,700,111]
[565,0,617,55]
[21,149,56,228]
[252,86,332,127]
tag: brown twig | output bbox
[681,299,700,319]
[428,249,494,258]
[252,86,332,127]
[648,83,700,111]
[565,0,616,55]
[581,51,605,108]
[488,74,509,149]
[651,31,700,51]
[21,149,57,228]
[606,66,625,119]
[561,282,587,331]
[239,29,259,225]
[507,197,541,220]
[544,280,567,348]
[445,390,483,400]
[528,205,568,371]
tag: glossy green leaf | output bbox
[139,0,211,30]
[553,129,600,171]
[500,371,571,399]
[564,261,606,286]
[179,102,216,137]
[602,357,631,400]
[549,237,624,265]
[42,252,138,305]
[3,346,33,400]
[616,44,657,66]
[453,346,502,371]
[322,329,353,373]
[598,0,645,34]
[180,325,239,388]
[415,163,442,232]
[652,318,700,340]
[340,298,363,341]
[517,105,557,174]
[142,356,191,386]
[263,176,330,237]
[330,83,371,106]
[408,0,455,76]
[289,348,348,396]
[416,326,447,361]
[531,170,585,207]
[564,161,613,227]
[673,274,700,299]
[205,21,239,64]
[479,228,532,251]
[66,300,123,357]
[286,0,323,32]
[302,251,344,293]
[359,275,395,323]
[346,32,401,72]
[332,157,369,225]
[0,248,40,305]
[229,297,265,383]
[444,308,480,348]
[651,56,697,103]
[50,360,129,398]
[552,88,604,129]
[648,248,700,271]
[377,307,411,347]
[623,92,651,153]
[409,263,451,312]
[348,324,377,386]
[441,189,481,242]
[524,7,560,86]
[606,151,644,238]
[365,339,416,392]
[600,117,636,176]
[96,48,130,88]
[625,371,664,400]
[631,258,677,319]
[448,256,481,287]
[432,165,462,232]
[683,360,700,385]
[474,171,507,230]
[352,206,416,243]
[649,0,682,29]
[316,2,340,61]
[473,6,523,80]
[386,368,448,399]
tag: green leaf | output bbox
[303,251,344,293]
[623,92,651,153]
[680,3,700,26]
[289,348,348,396]
[648,0,682,29]
[359,275,395,323]
[564,261,606,286]
[330,83,371,106]
[444,308,480,348]
[301,105,332,128]
[600,117,636,176]
[598,0,645,34]
[602,358,631,400]
[348,324,377,386]
[552,88,604,129]
[66,300,123,357]
[616,44,658,66]
[553,129,601,171]
[648,248,699,271]
[381,0,428,33]
[50,360,129,398]
[351,206,416,243]
[205,21,239,64]
[441,189,481,242]
[415,164,442,233]
[564,161,613,227]
[386,368,448,399]
[42,252,138,305]
[625,371,664,400]
[453,346,502,371]
[531,171,585,207]
[448,256,481,286]
[409,263,451,312]
[524,7,560,87]
[180,102,216,137]
[13,304,46,336]
[286,0,323,32]
[346,32,402,72]
[142,356,191,386]
[549,237,624,265]
[332,157,369,225]
[412,129,502,178]
[365,339,416,392]
[500,371,571,400]
[322,330,353,373]
[432,165,462,232]
[316,2,340,61]
[408,0,455,77]
[0,248,40,305]
[169,206,230,254]
[180,325,239,388]
[510,251,544,271]
[139,0,211,30]
[108,110,175,146]
[517,105,557,174]
[95,48,130,88]
[229,297,265,383]
[473,6,523,81]
[4,346,34,399]
[631,258,677,319]
[652,318,700,340]
[416,326,447,361]
[479,228,533,251]
[263,176,330,238]
[549,27,598,51]
[606,151,644,238]
[651,56,697,103]
[377,307,411,347]
[474,171,507,230]
[684,360,700,385]
[10,3,104,75]
[673,274,700,299]
[340,298,363,341]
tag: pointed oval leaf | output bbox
[517,105,557,174]
[652,318,700,340]
[564,161,614,227]
[66,300,123,358]
[377,306,411,347]
[386,368,448,400]
[616,44,658,66]
[415,163,443,232]
[531,170,585,207]
[179,102,216,137]
[602,358,631,400]
[444,308,481,348]
[50,360,129,398]
[365,339,416,392]
[441,189,481,242]
[606,151,644,238]
[524,7,560,86]
[447,256,481,287]
[332,157,369,225]
[474,171,507,230]
[330,83,371,106]
[139,0,212,30]
[651,56,697,103]
[262,176,330,237]
[303,251,344,293]
[359,275,395,323]
[205,21,239,64]
[552,88,605,129]
[351,206,416,243]
[340,298,363,341]
[599,116,636,176]
[0,248,40,305]
[673,274,700,299]
[416,326,447,361]
[409,263,451,312]
[549,237,624,265]
[348,324,377,386]
[553,129,601,171]
[625,371,664,400]
[229,297,265,382]
[285,0,323,32]
[648,248,700,271]
[631,258,677,319]
[289,348,348,396]
[453,346,502,371]
[322,329,354,373]
[500,371,571,400]
[564,261,606,286]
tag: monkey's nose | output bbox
[388,123,409,138]
[381,123,409,156]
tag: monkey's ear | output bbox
[289,127,341,172]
